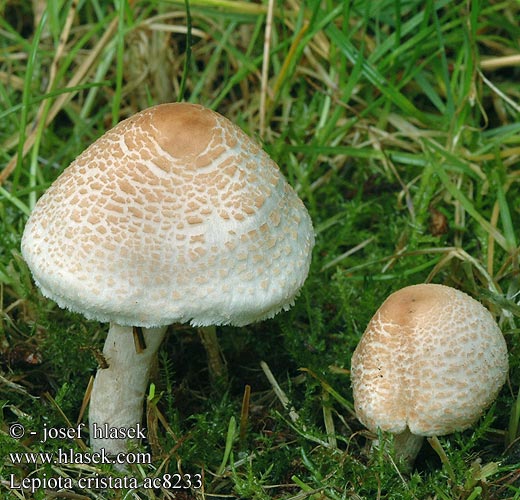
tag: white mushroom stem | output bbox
[373,428,424,470]
[89,323,167,456]
[198,325,227,383]
[392,429,424,467]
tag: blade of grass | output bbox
[0,186,30,216]
[325,23,430,124]
[300,368,355,417]
[433,161,507,251]
[111,0,128,125]
[507,389,520,447]
[259,0,275,137]
[178,0,192,102]
[1,6,124,186]
[431,4,454,120]
[166,0,267,16]
[491,167,517,252]
[217,416,236,475]
[0,82,110,123]
[12,10,48,192]
[190,23,234,101]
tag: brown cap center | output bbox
[151,103,217,160]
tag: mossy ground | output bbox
[1,1,520,498]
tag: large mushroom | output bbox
[21,103,314,458]
[351,283,508,467]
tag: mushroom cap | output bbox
[21,103,314,327]
[351,284,508,437]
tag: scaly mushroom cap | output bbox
[351,284,508,437]
[21,103,314,327]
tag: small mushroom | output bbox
[351,283,508,467]
[21,103,314,459]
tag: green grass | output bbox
[1,0,520,498]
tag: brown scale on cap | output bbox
[22,103,314,328]
[351,283,508,465]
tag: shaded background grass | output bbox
[1,0,520,498]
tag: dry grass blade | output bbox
[481,54,520,71]
[479,70,520,114]
[0,2,134,185]
[261,360,302,426]
[0,373,36,398]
